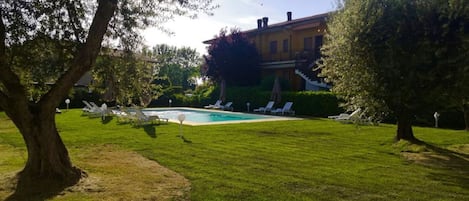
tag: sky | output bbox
[142,0,337,55]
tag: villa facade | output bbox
[204,12,330,91]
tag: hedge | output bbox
[193,86,343,117]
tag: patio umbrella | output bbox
[270,76,281,103]
[219,79,226,102]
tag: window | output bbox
[269,41,278,54]
[282,39,289,52]
[314,35,324,59]
[304,37,313,51]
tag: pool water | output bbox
[142,107,296,125]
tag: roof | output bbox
[203,12,330,44]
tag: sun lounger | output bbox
[271,102,294,115]
[214,102,233,111]
[333,109,362,123]
[328,109,361,120]
[253,101,274,114]
[204,100,222,109]
[134,109,168,126]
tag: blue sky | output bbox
[142,0,337,54]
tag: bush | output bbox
[148,83,215,108]
[58,87,102,109]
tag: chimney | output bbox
[262,17,269,27]
[287,12,292,21]
[257,19,263,29]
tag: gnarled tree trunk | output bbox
[20,110,81,182]
[395,112,418,142]
[2,101,84,198]
[0,0,117,197]
[463,103,469,131]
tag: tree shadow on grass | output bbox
[101,116,113,124]
[138,124,157,138]
[5,172,82,201]
[404,142,469,190]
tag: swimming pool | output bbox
[142,107,299,126]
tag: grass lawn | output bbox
[1,109,469,200]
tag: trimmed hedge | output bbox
[151,86,342,117]
[281,91,343,117]
[197,86,342,117]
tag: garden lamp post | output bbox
[246,102,250,112]
[65,99,70,111]
[434,112,440,128]
[169,99,172,107]
[178,113,186,138]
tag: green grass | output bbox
[2,110,469,200]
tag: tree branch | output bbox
[40,0,117,109]
[0,8,29,105]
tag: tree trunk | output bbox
[395,112,419,142]
[11,108,83,197]
[463,103,469,131]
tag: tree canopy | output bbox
[151,44,201,90]
[203,28,260,86]
[319,0,469,141]
[0,0,215,196]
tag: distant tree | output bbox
[319,0,469,141]
[0,0,215,194]
[152,44,201,90]
[91,49,162,106]
[203,28,260,86]
[450,62,469,131]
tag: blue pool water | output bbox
[141,107,288,125]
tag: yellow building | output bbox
[205,12,330,91]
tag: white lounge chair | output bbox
[82,100,97,113]
[253,101,275,114]
[204,100,222,109]
[134,109,168,125]
[328,108,361,120]
[271,102,294,115]
[334,109,362,123]
[112,109,133,123]
[214,102,233,111]
[84,102,108,119]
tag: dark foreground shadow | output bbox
[5,172,83,201]
[142,125,157,138]
[410,142,469,190]
[101,116,113,124]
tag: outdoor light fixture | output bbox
[178,113,186,138]
[434,112,440,128]
[169,99,172,107]
[65,99,70,111]
[246,102,250,112]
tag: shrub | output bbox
[58,87,102,109]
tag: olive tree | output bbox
[0,0,215,193]
[320,0,469,141]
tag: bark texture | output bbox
[0,0,118,198]
[463,104,469,131]
[395,112,418,142]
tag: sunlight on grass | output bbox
[1,109,469,200]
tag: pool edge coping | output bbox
[142,107,303,126]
